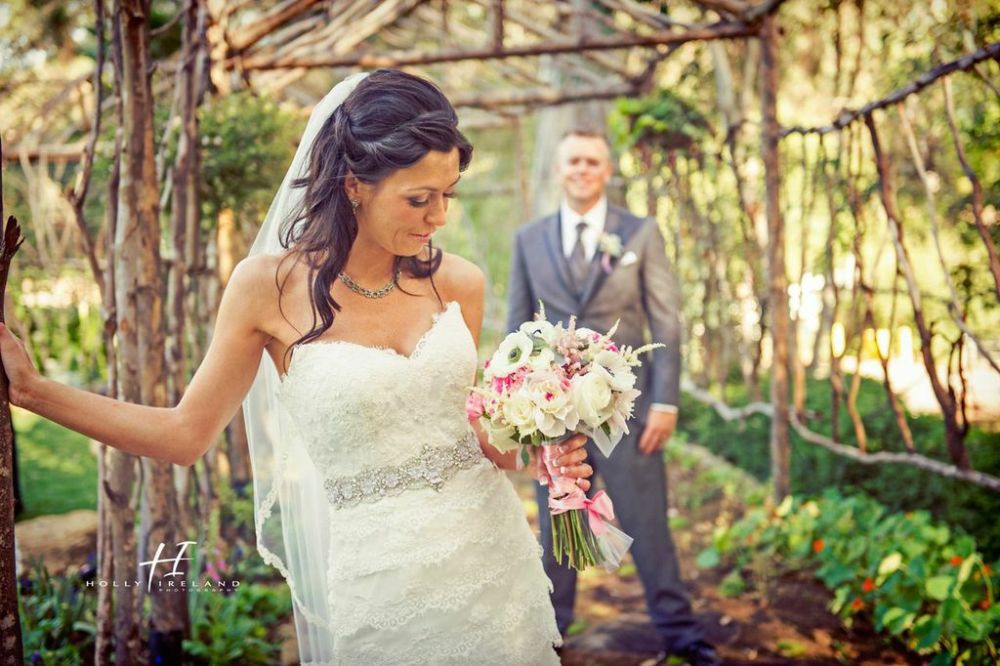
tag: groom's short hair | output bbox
[560,128,611,147]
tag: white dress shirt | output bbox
[559,197,678,416]
[560,196,607,261]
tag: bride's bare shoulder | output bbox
[226,252,308,318]
[227,252,307,299]
[435,251,484,305]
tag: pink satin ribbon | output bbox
[548,489,616,537]
[540,443,617,536]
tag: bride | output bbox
[0,69,594,664]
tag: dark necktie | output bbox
[568,220,590,294]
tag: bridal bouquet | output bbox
[465,304,662,571]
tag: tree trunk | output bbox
[114,2,189,662]
[0,161,25,665]
[96,129,122,666]
[216,209,252,511]
[167,0,208,567]
[761,13,790,500]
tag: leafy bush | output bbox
[18,561,96,665]
[699,490,1000,663]
[678,376,1000,558]
[183,582,292,664]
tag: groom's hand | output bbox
[638,409,677,456]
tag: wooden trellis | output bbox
[4,0,783,161]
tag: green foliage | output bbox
[701,490,1000,662]
[183,583,292,664]
[609,89,713,155]
[196,92,302,221]
[678,376,1000,559]
[215,480,259,541]
[11,269,106,390]
[18,561,97,665]
[14,408,97,520]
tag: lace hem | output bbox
[334,556,560,665]
[331,528,545,636]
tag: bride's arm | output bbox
[443,254,520,470]
[0,256,276,466]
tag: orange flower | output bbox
[950,555,964,567]
[812,539,825,553]
[984,564,993,576]
[862,578,875,593]
[980,599,991,611]
[851,598,864,611]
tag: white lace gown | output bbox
[277,300,562,665]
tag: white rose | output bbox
[571,367,614,428]
[502,392,537,435]
[487,331,533,379]
[523,370,578,438]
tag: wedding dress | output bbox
[275,299,562,665]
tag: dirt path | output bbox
[512,443,916,665]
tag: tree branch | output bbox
[231,21,759,71]
[781,42,1000,136]
[451,81,637,110]
[680,380,1000,492]
[226,0,324,52]
[69,0,107,290]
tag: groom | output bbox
[506,129,718,665]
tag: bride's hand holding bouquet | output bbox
[466,304,662,571]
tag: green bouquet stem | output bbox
[540,438,605,570]
[551,508,604,571]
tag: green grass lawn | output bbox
[13,407,97,521]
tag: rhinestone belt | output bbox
[323,431,483,509]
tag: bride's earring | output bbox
[350,199,360,212]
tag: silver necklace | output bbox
[338,267,401,299]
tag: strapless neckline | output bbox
[280,300,461,385]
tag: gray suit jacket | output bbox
[506,205,682,416]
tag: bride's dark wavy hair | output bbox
[278,68,473,348]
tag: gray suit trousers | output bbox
[534,423,703,650]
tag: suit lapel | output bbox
[578,207,625,308]
[544,212,577,303]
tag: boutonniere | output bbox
[598,232,623,273]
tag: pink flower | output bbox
[465,392,485,421]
